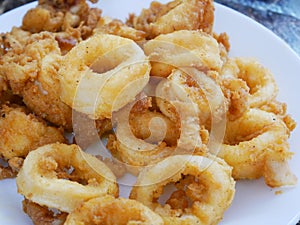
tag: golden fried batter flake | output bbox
[127,0,214,39]
[0,105,66,161]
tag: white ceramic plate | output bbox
[0,1,300,225]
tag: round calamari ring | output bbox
[16,143,118,213]
[130,155,235,225]
[107,92,203,174]
[234,58,278,108]
[65,195,164,225]
[144,30,223,77]
[219,108,296,187]
[59,33,150,119]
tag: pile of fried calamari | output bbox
[0,0,297,224]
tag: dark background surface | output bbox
[0,0,299,224]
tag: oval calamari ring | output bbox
[144,30,223,77]
[64,195,164,225]
[130,155,235,225]
[16,143,119,213]
[107,90,203,174]
[219,108,297,187]
[234,58,278,108]
[58,33,150,119]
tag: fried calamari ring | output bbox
[219,108,297,187]
[130,155,235,225]
[219,58,250,120]
[234,58,278,108]
[107,92,203,174]
[127,0,214,39]
[156,69,226,128]
[65,195,164,225]
[144,30,223,77]
[107,106,175,173]
[0,105,65,161]
[59,33,150,119]
[16,143,118,213]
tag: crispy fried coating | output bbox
[23,199,67,225]
[0,157,24,179]
[64,195,164,225]
[259,100,296,132]
[130,155,235,225]
[214,32,230,52]
[129,96,180,146]
[127,0,214,39]
[22,0,101,39]
[16,143,119,213]
[220,58,253,121]
[156,69,225,127]
[144,30,223,78]
[94,16,146,42]
[235,57,278,108]
[220,76,250,121]
[58,33,150,120]
[54,31,80,55]
[219,108,297,187]
[0,27,31,55]
[0,73,9,103]
[0,32,73,129]
[0,105,66,161]
[0,163,17,179]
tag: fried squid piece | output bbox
[0,105,66,179]
[0,32,73,129]
[16,143,119,213]
[22,199,67,225]
[22,0,101,39]
[127,0,214,39]
[130,155,235,225]
[65,196,164,225]
[94,16,146,42]
[0,27,31,55]
[219,108,297,187]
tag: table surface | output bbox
[0,0,299,225]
